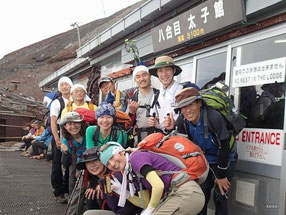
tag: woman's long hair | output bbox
[61,121,88,140]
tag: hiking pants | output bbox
[31,140,47,155]
[198,161,237,215]
[51,138,69,197]
[24,138,33,151]
[86,198,102,210]
[153,180,205,215]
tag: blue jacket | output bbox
[62,137,86,163]
[176,108,237,164]
[35,129,53,147]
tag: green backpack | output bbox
[200,83,246,148]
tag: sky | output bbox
[0,0,141,59]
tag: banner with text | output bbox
[232,57,286,88]
[236,128,284,166]
[151,0,246,53]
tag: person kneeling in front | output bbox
[99,142,205,215]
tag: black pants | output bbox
[51,137,69,197]
[86,198,102,210]
[24,138,33,151]
[198,161,237,215]
[31,141,47,155]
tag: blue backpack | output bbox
[44,91,65,134]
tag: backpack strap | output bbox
[151,90,160,109]
[87,101,95,111]
[111,126,127,147]
[92,126,100,146]
[133,169,145,209]
[152,88,159,94]
[67,140,77,178]
[115,90,121,109]
[130,88,159,120]
[203,107,236,150]
[57,97,65,119]
[130,89,139,102]
[111,126,120,141]
[67,101,94,112]
[203,107,209,139]
[66,100,74,112]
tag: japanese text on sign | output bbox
[232,58,286,88]
[236,128,283,166]
[152,0,246,52]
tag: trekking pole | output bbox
[76,170,86,215]
[124,39,141,66]
[151,113,157,133]
[64,170,84,215]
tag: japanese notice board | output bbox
[232,57,286,87]
[236,128,284,166]
[151,0,246,53]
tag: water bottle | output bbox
[214,81,229,93]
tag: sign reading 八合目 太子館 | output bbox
[232,57,286,88]
[151,0,246,53]
[236,128,283,166]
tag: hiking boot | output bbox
[55,194,68,204]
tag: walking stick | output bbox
[64,169,85,215]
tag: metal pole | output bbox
[76,24,81,48]
[71,22,81,48]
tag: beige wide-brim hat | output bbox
[60,111,84,126]
[149,56,182,77]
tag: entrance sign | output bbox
[152,0,246,53]
[232,57,286,87]
[236,128,284,166]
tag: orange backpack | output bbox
[138,132,209,184]
[115,109,131,131]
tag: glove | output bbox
[140,206,155,215]
[106,91,115,104]
[110,176,130,198]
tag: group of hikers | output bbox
[20,55,239,215]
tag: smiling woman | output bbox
[76,146,142,214]
[59,111,88,194]
[85,102,129,149]
[99,141,205,215]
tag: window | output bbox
[196,52,227,89]
[176,62,194,84]
[234,34,286,129]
